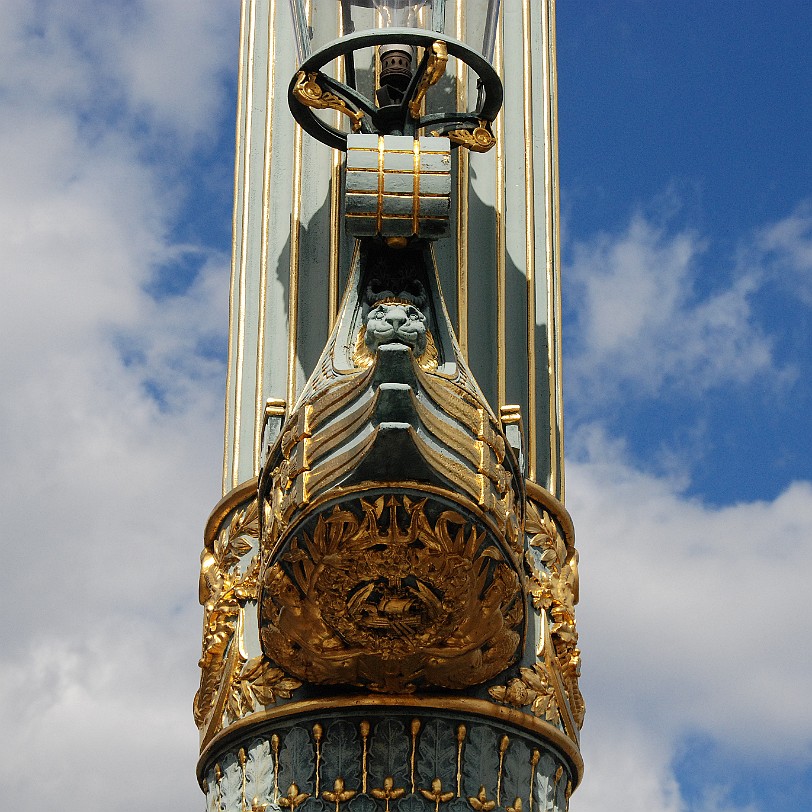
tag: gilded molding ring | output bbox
[197,694,583,790]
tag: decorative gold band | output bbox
[197,694,583,788]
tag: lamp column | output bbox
[195,2,582,811]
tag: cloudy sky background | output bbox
[1,2,810,811]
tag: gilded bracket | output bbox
[293,71,365,132]
[408,41,449,118]
[446,122,496,153]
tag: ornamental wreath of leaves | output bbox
[227,655,302,721]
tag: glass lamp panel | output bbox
[372,0,435,30]
[288,0,501,66]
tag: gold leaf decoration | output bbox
[260,496,523,692]
[488,662,560,725]
[195,498,300,738]
[226,656,303,723]
[485,498,585,733]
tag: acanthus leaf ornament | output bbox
[195,498,301,741]
[498,499,584,732]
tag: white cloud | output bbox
[566,432,812,810]
[565,214,774,406]
[573,720,682,812]
[0,2,231,810]
[755,201,812,306]
[1,3,810,812]
[0,0,236,144]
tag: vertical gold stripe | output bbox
[254,0,277,475]
[455,0,469,358]
[549,0,564,499]
[287,0,312,410]
[376,135,385,233]
[521,0,538,482]
[328,7,344,330]
[329,151,342,328]
[327,149,341,330]
[541,0,556,496]
[495,3,506,409]
[539,0,560,497]
[233,0,258,489]
[288,122,303,409]
[224,0,248,494]
[374,8,382,91]
[412,139,420,235]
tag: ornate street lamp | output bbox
[194,2,584,811]
[287,0,502,151]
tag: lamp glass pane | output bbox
[289,0,502,65]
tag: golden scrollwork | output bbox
[524,500,584,729]
[293,71,365,132]
[408,41,449,118]
[195,499,302,744]
[259,495,523,692]
[446,124,496,153]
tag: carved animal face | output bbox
[364,301,428,355]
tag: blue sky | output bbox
[558,2,812,508]
[0,2,809,812]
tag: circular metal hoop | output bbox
[288,28,503,151]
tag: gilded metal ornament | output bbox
[195,499,302,744]
[524,500,584,730]
[292,71,365,132]
[488,661,560,725]
[408,41,449,118]
[371,777,406,812]
[468,787,496,812]
[279,784,310,810]
[322,777,356,812]
[445,124,496,153]
[260,495,523,692]
[420,778,455,812]
[487,495,584,737]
